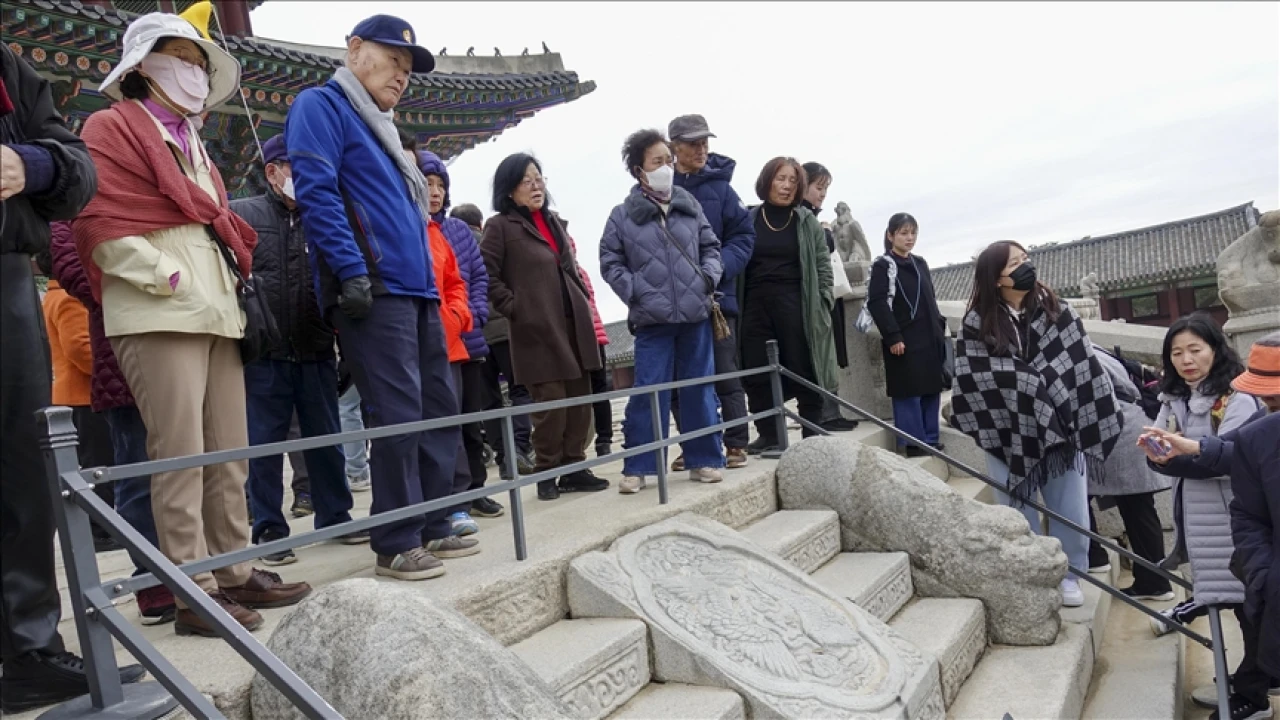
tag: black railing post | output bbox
[501,416,528,561]
[765,340,789,458]
[1207,608,1233,720]
[36,407,179,719]
[651,390,669,505]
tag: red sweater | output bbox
[531,209,559,254]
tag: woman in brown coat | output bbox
[481,153,608,500]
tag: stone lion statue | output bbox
[1079,271,1100,300]
[832,202,872,287]
[1217,209,1280,316]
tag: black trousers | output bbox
[0,253,63,660]
[481,341,533,462]
[1232,605,1273,707]
[71,405,115,539]
[457,360,490,493]
[1088,492,1171,594]
[588,345,613,448]
[740,287,823,442]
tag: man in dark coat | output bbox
[1,43,146,713]
[230,135,357,562]
[669,114,755,467]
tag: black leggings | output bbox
[740,287,822,442]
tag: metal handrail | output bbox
[775,366,1232,717]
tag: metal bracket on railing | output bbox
[36,407,180,720]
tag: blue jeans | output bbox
[892,394,941,447]
[244,358,353,543]
[338,385,369,482]
[622,321,724,477]
[104,405,160,576]
[986,452,1090,571]
[331,297,459,555]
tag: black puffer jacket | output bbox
[1,44,97,255]
[230,191,334,362]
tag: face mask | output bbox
[140,53,209,114]
[281,176,296,201]
[1008,262,1038,292]
[644,165,675,196]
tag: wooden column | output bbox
[1165,284,1181,323]
[215,0,254,38]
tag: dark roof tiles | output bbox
[929,203,1260,302]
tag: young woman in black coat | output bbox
[865,213,948,456]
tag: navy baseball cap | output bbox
[262,135,287,164]
[348,15,435,74]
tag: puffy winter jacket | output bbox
[428,220,473,363]
[229,191,334,362]
[418,150,489,359]
[673,153,754,317]
[600,186,722,329]
[49,221,134,412]
[567,234,608,346]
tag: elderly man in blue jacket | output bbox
[668,114,756,469]
[285,14,478,582]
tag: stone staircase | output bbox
[19,414,1185,720]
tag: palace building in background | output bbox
[3,0,596,197]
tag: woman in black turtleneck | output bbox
[739,157,840,454]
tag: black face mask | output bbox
[1008,262,1037,292]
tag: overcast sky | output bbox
[252,1,1279,324]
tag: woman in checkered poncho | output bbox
[950,241,1125,609]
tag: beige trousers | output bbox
[112,333,252,602]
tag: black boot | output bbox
[559,469,609,493]
[745,436,778,456]
[537,480,560,501]
[0,651,147,714]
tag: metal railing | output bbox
[36,340,1230,718]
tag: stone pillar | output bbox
[1217,209,1280,355]
[837,292,894,422]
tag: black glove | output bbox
[338,275,373,320]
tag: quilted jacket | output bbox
[1154,389,1260,605]
[49,220,135,412]
[599,186,722,329]
[673,154,754,317]
[419,150,489,359]
[567,234,608,346]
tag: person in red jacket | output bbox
[566,235,614,457]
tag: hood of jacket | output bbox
[417,149,453,210]
[676,152,736,191]
[623,185,701,225]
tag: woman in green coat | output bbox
[740,157,840,454]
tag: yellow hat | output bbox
[179,1,214,41]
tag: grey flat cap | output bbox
[668,114,716,141]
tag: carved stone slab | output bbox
[740,510,842,574]
[568,516,944,719]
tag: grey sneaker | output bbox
[375,547,444,581]
[424,535,480,559]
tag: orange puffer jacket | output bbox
[429,220,473,363]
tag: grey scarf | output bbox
[331,66,432,223]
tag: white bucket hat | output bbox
[97,12,240,112]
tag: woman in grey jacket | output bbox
[600,129,724,494]
[1148,317,1260,632]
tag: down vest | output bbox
[599,186,722,329]
[418,150,489,359]
[1154,389,1260,605]
[49,221,134,412]
[229,192,334,362]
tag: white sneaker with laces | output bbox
[1061,578,1085,607]
[619,476,646,494]
[689,468,723,484]
[1150,608,1178,637]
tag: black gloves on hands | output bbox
[338,275,373,320]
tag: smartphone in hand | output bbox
[1143,435,1170,458]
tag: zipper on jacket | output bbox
[659,215,680,316]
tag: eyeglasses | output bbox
[520,176,546,190]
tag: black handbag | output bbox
[206,224,281,365]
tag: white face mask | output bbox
[140,53,209,114]
[281,176,296,201]
[644,165,675,196]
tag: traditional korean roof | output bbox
[929,202,1261,302]
[3,0,596,163]
[604,320,635,368]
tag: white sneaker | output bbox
[1061,578,1085,608]
[619,476,646,494]
[689,468,723,484]
[348,474,371,492]
[1150,608,1178,637]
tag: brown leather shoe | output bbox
[221,568,312,610]
[175,592,263,637]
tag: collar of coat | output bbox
[624,185,700,225]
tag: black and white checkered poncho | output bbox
[949,300,1124,500]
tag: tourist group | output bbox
[1,9,1276,717]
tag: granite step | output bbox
[809,551,914,622]
[909,453,951,482]
[510,618,650,720]
[947,622,1094,720]
[1080,586,1184,720]
[889,598,987,708]
[607,683,746,720]
[739,509,841,574]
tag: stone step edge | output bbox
[509,618,651,720]
[888,597,987,708]
[606,682,746,720]
[947,622,1094,720]
[738,509,841,574]
[810,551,914,622]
